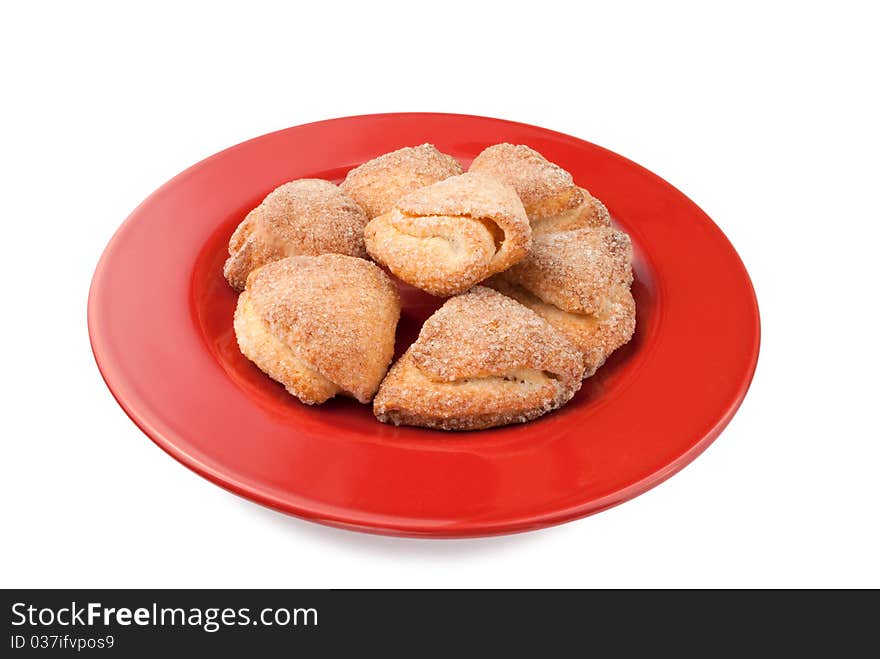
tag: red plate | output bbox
[89,113,759,537]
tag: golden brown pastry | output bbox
[468,143,611,234]
[364,173,531,296]
[234,254,400,405]
[224,179,368,290]
[489,227,636,377]
[340,143,463,219]
[374,287,583,430]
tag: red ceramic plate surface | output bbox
[89,113,759,537]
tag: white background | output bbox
[2,1,877,588]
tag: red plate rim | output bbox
[88,113,760,537]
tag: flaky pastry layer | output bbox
[224,179,368,290]
[235,254,400,404]
[469,143,612,232]
[373,287,583,430]
[502,227,633,315]
[364,173,531,296]
[490,278,636,378]
[530,188,611,234]
[340,144,462,219]
[235,292,340,404]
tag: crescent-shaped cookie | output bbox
[224,179,368,290]
[373,287,583,430]
[340,143,463,219]
[234,254,400,404]
[364,173,531,296]
[468,143,611,234]
[490,227,636,377]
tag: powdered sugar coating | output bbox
[411,287,582,381]
[239,254,400,404]
[234,291,341,404]
[502,227,633,315]
[469,143,584,221]
[224,178,368,290]
[365,211,497,296]
[531,188,612,234]
[364,173,531,296]
[373,287,583,430]
[489,278,636,378]
[469,143,614,234]
[340,143,463,219]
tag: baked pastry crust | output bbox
[491,278,635,378]
[224,179,368,290]
[468,143,611,233]
[234,254,400,404]
[340,143,463,219]
[490,227,636,376]
[373,287,583,430]
[364,173,531,296]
